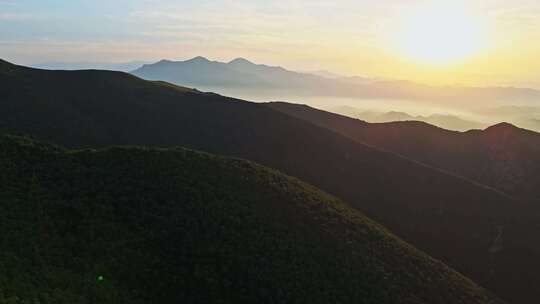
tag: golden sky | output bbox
[2,0,540,88]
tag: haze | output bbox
[2,0,540,89]
[4,1,540,303]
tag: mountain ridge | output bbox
[1,59,538,303]
[131,56,540,106]
[268,102,540,203]
[329,106,487,131]
[228,57,255,65]
[1,134,505,303]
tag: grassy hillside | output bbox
[0,59,530,302]
[0,134,502,303]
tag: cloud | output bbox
[127,0,378,51]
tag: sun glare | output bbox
[395,4,488,65]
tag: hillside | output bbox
[0,59,537,303]
[268,102,540,204]
[0,134,504,303]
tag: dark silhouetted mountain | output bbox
[1,60,537,303]
[131,57,540,105]
[268,102,540,206]
[0,134,505,303]
[472,106,540,132]
[267,103,540,301]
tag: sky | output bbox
[2,0,540,88]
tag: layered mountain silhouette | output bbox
[131,56,327,91]
[330,106,486,131]
[1,59,538,303]
[268,102,540,205]
[131,56,540,105]
[0,134,504,303]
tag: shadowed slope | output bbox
[0,60,532,303]
[267,102,540,204]
[0,135,503,304]
[268,101,540,303]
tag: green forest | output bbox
[0,134,499,303]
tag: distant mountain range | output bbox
[306,69,344,79]
[330,106,487,131]
[131,56,540,106]
[1,58,539,303]
[474,106,540,131]
[132,56,329,90]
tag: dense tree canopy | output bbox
[0,135,502,303]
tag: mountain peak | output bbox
[228,57,254,65]
[485,122,519,133]
[155,59,174,65]
[188,56,210,63]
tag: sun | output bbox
[395,4,488,65]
